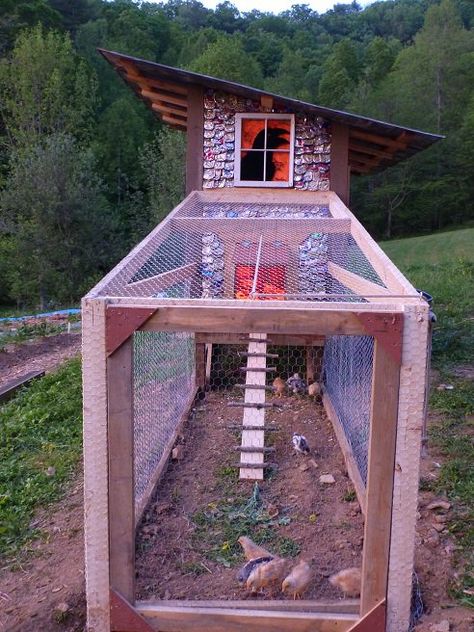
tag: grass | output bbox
[381,228,474,608]
[191,481,300,568]
[0,358,83,559]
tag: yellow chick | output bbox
[307,382,320,398]
[282,560,312,599]
[246,557,288,594]
[329,567,361,597]
[273,377,286,398]
[238,536,273,561]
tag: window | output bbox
[234,113,294,187]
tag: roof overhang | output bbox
[99,48,443,176]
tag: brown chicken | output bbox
[246,557,288,594]
[238,536,274,561]
[273,377,286,398]
[329,567,361,597]
[281,560,312,599]
[307,382,320,399]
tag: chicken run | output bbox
[82,51,440,632]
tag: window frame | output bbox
[234,113,295,188]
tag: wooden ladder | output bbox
[232,333,277,480]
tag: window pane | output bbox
[241,119,266,149]
[266,151,290,182]
[267,119,291,149]
[241,150,265,181]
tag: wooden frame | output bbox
[234,113,295,188]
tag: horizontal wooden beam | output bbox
[161,113,187,129]
[349,141,393,160]
[171,217,351,236]
[195,332,325,346]
[141,305,369,336]
[328,262,391,301]
[136,604,359,632]
[151,102,188,120]
[349,129,408,150]
[141,89,188,108]
[137,600,360,614]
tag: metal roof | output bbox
[99,48,443,175]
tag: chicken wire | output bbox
[322,335,374,485]
[133,330,195,512]
[92,192,387,301]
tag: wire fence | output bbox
[133,330,195,512]
[322,335,374,485]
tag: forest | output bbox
[0,0,473,308]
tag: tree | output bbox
[140,127,186,226]
[318,39,361,107]
[189,36,264,87]
[0,25,98,148]
[0,0,61,55]
[0,134,118,307]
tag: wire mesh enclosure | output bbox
[82,189,430,632]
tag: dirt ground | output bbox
[0,365,472,630]
[136,390,364,601]
[0,332,81,386]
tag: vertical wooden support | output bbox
[108,337,135,602]
[82,298,111,631]
[195,342,206,389]
[361,340,400,615]
[330,123,350,206]
[205,343,213,386]
[306,346,316,384]
[186,85,204,194]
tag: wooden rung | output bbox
[240,367,276,372]
[227,424,280,431]
[235,384,274,391]
[238,352,279,358]
[240,337,273,343]
[227,402,282,409]
[236,462,276,469]
[234,446,276,453]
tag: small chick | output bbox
[286,373,307,395]
[292,432,310,455]
[237,556,273,585]
[238,536,273,561]
[282,560,312,599]
[272,377,286,398]
[307,382,320,399]
[246,557,288,594]
[329,567,361,598]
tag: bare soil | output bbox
[135,390,364,601]
[0,333,81,386]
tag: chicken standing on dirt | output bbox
[272,377,286,398]
[282,560,312,599]
[287,373,307,395]
[329,567,361,597]
[308,382,320,399]
[292,432,310,455]
[238,536,273,561]
[237,556,273,585]
[246,557,288,595]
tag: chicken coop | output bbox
[82,50,442,632]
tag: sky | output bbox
[147,1,377,15]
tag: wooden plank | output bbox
[347,600,385,632]
[142,306,368,336]
[227,424,280,431]
[331,123,350,206]
[235,446,276,453]
[195,343,206,389]
[349,142,393,160]
[136,599,360,614]
[328,262,391,301]
[107,338,135,601]
[205,343,212,386]
[162,114,187,129]
[152,102,188,120]
[198,187,332,206]
[135,388,197,525]
[141,89,188,108]
[0,370,45,403]
[186,85,204,194]
[171,217,351,238]
[306,347,315,385]
[110,590,156,632]
[126,263,198,296]
[349,129,408,150]
[235,384,274,391]
[260,95,274,110]
[137,604,359,632]
[360,341,400,614]
[322,393,366,516]
[196,333,325,346]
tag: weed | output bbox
[343,489,357,502]
[0,358,82,558]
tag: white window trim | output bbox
[234,113,295,188]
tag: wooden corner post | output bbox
[107,335,135,602]
[360,321,402,617]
